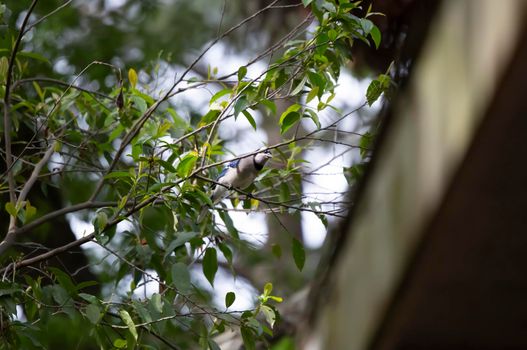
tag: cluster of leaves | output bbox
[0,1,391,348]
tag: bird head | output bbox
[253,147,272,167]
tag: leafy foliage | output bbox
[0,0,390,348]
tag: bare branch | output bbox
[3,0,39,205]
[11,201,117,237]
[17,141,57,206]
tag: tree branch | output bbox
[10,201,117,237]
[3,0,39,205]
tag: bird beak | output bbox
[264,152,272,159]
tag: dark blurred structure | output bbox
[304,1,527,349]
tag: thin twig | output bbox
[13,77,114,101]
[24,0,72,34]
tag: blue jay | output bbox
[199,147,272,220]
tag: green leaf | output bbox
[77,280,98,292]
[210,88,231,105]
[291,76,308,96]
[158,159,177,173]
[366,79,382,106]
[241,326,256,350]
[279,182,290,202]
[328,29,338,41]
[378,74,392,88]
[191,187,214,207]
[307,71,326,91]
[259,99,276,115]
[261,305,276,328]
[151,293,163,313]
[130,95,147,114]
[218,211,239,239]
[119,309,138,341]
[304,110,321,129]
[280,111,301,134]
[94,211,108,232]
[359,132,373,157]
[279,104,301,124]
[242,110,257,130]
[292,238,305,271]
[271,337,295,350]
[176,151,198,177]
[225,292,236,308]
[306,86,319,103]
[113,339,127,349]
[302,0,313,7]
[49,267,78,297]
[203,248,218,286]
[269,295,283,303]
[164,232,199,259]
[171,263,192,293]
[370,26,381,49]
[79,293,98,304]
[360,18,374,35]
[238,66,248,81]
[234,95,249,117]
[208,339,222,350]
[218,242,233,265]
[5,202,17,217]
[131,88,155,104]
[128,68,138,88]
[201,109,220,124]
[366,74,392,105]
[85,304,101,325]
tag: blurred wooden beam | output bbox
[304,1,527,349]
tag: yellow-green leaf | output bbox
[5,202,17,217]
[25,201,37,221]
[264,282,273,297]
[128,68,138,88]
[269,295,283,303]
[176,151,198,178]
[113,339,127,349]
[119,309,138,341]
[306,86,319,103]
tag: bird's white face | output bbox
[254,149,272,165]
